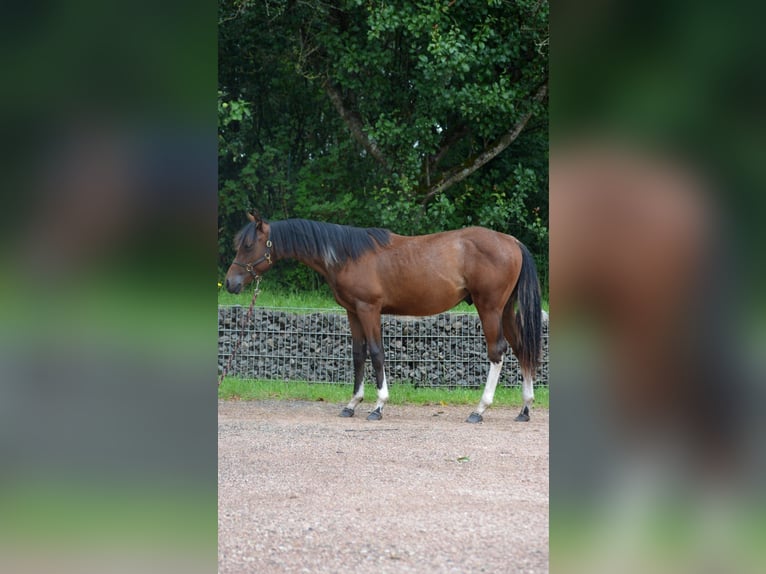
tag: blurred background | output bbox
[3,1,765,573]
[551,1,766,573]
[0,2,216,573]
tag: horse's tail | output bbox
[504,241,542,376]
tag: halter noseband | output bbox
[233,235,273,278]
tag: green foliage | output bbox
[219,0,548,295]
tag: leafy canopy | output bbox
[219,0,548,292]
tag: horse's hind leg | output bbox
[467,313,507,423]
[503,303,534,422]
[466,358,504,423]
[515,367,534,422]
[340,312,367,417]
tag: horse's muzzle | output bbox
[225,277,242,294]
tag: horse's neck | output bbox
[275,249,330,278]
[270,220,333,277]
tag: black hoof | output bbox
[466,412,483,424]
[514,406,530,422]
[339,407,355,418]
[366,407,382,421]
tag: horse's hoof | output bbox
[514,406,530,422]
[466,412,483,424]
[339,407,355,418]
[366,408,382,421]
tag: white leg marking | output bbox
[476,359,503,415]
[346,381,364,411]
[521,368,535,411]
[373,371,389,411]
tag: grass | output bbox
[217,285,548,313]
[217,286,344,309]
[219,377,549,409]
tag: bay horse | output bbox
[224,213,542,423]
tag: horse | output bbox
[224,212,543,423]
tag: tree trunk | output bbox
[323,79,389,169]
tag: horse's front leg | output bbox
[340,314,367,417]
[340,337,366,417]
[366,338,388,421]
[344,308,387,421]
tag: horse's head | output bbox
[225,211,273,293]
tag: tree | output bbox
[218,0,548,292]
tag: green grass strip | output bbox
[219,377,549,408]
[217,286,549,313]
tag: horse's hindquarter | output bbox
[340,228,521,317]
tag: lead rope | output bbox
[218,276,262,387]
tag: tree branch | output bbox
[323,79,389,169]
[429,123,469,172]
[421,82,547,205]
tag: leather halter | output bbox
[232,235,273,278]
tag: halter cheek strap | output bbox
[233,236,273,278]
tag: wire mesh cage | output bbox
[218,306,548,388]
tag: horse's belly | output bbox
[382,287,466,316]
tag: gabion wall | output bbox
[218,307,549,388]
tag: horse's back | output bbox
[336,226,523,316]
[382,227,519,272]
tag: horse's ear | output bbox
[247,211,263,228]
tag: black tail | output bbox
[510,241,542,375]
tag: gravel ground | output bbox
[219,399,548,573]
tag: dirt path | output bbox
[218,400,549,573]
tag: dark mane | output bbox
[235,218,391,266]
[272,219,391,266]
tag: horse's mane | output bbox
[237,218,391,267]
